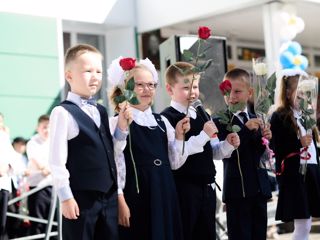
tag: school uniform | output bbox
[49,92,125,240]
[161,101,234,240]
[117,107,184,240]
[213,109,272,240]
[270,110,320,222]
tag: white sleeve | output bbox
[211,138,235,160]
[162,116,210,170]
[109,116,127,194]
[48,106,74,201]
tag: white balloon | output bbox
[295,17,305,33]
[280,26,297,42]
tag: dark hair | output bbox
[12,137,27,145]
[276,75,300,135]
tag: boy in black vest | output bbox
[213,68,272,240]
[49,44,130,240]
[161,62,240,240]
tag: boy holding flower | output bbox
[214,68,272,240]
[161,61,240,240]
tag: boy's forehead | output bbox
[230,78,250,88]
[175,74,199,84]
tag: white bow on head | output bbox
[107,57,158,88]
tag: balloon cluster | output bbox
[279,41,308,72]
[278,5,308,71]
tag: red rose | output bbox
[119,58,136,71]
[219,80,232,96]
[198,26,211,40]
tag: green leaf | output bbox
[128,96,139,105]
[198,53,206,59]
[232,125,241,133]
[184,78,190,84]
[125,78,135,91]
[226,125,233,132]
[124,90,134,100]
[182,50,194,61]
[229,102,246,113]
[114,95,126,104]
[191,66,202,73]
[304,109,314,115]
[201,59,213,71]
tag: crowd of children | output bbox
[1,42,320,240]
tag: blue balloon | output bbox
[280,51,294,69]
[286,41,302,55]
[299,55,309,70]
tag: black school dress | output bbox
[270,111,320,222]
[119,113,183,240]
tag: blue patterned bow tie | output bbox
[81,97,97,106]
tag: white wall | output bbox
[136,0,268,32]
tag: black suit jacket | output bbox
[213,111,272,202]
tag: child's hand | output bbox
[175,117,190,140]
[245,118,261,131]
[262,123,272,140]
[61,198,80,219]
[118,194,130,227]
[117,102,132,131]
[226,133,240,148]
[203,121,218,138]
[300,134,312,147]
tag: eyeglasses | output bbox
[134,82,158,90]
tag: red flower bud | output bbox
[198,26,211,40]
[119,58,136,71]
[219,80,232,96]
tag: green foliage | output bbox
[113,77,140,106]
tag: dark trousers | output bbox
[63,190,118,240]
[28,186,52,235]
[176,181,216,240]
[226,194,267,240]
[0,190,9,240]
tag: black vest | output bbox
[161,107,215,184]
[61,101,116,193]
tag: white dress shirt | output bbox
[26,134,52,187]
[49,92,127,201]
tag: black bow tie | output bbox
[81,97,97,106]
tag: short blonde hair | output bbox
[64,44,102,70]
[165,62,197,86]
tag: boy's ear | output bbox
[165,83,173,96]
[65,71,72,84]
[248,87,254,98]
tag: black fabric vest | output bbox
[161,106,215,184]
[61,101,116,193]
